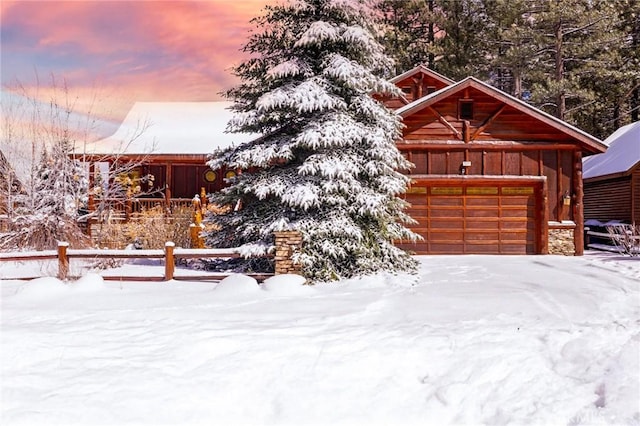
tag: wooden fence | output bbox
[0,242,274,282]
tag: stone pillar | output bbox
[273,231,303,275]
[548,228,576,255]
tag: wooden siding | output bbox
[403,148,575,222]
[584,176,632,222]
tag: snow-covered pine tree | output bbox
[205,0,419,281]
[0,134,88,250]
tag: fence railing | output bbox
[90,197,194,218]
[0,242,275,282]
[585,224,640,256]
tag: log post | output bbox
[573,150,584,256]
[57,242,69,280]
[189,224,204,249]
[164,241,175,280]
[273,231,303,275]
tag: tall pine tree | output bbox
[205,0,419,282]
[376,0,443,74]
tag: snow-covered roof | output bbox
[583,121,640,179]
[79,102,258,156]
[389,64,455,86]
[396,77,607,154]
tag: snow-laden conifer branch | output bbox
[266,59,312,80]
[256,79,346,114]
[294,21,339,48]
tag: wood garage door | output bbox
[398,182,540,254]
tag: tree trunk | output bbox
[555,20,566,120]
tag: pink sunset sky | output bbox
[1,0,271,135]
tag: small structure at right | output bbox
[583,121,640,226]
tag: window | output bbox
[203,170,217,183]
[459,99,474,120]
[426,86,437,95]
[401,86,412,94]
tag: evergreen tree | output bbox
[522,0,613,122]
[436,0,493,80]
[376,0,443,74]
[588,0,640,132]
[484,0,538,99]
[205,0,419,281]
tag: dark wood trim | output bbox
[397,142,580,151]
[557,150,563,221]
[165,162,172,203]
[583,164,640,183]
[540,178,549,254]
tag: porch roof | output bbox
[79,102,258,156]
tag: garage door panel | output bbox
[466,220,500,230]
[466,231,500,241]
[430,209,464,218]
[465,243,501,253]
[500,244,530,254]
[430,197,464,206]
[429,243,464,253]
[502,208,533,218]
[466,197,499,206]
[501,220,534,230]
[429,218,465,228]
[502,196,535,206]
[430,231,464,241]
[397,242,430,252]
[501,231,529,240]
[466,209,499,218]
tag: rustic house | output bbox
[75,102,256,214]
[583,121,640,225]
[386,71,606,255]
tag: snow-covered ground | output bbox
[1,252,639,426]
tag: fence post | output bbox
[273,231,303,275]
[164,241,175,281]
[57,242,69,280]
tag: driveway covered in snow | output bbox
[1,252,639,425]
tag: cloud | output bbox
[1,0,269,122]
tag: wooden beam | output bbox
[426,106,463,140]
[471,104,506,140]
[539,179,549,254]
[463,120,470,143]
[57,242,69,281]
[397,142,580,151]
[573,150,584,255]
[164,242,175,281]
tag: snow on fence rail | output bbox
[586,225,640,256]
[0,242,275,282]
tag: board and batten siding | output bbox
[584,176,632,222]
[403,148,575,223]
